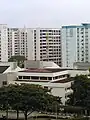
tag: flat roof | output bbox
[62,23,90,28]
[19,68,67,73]
[19,68,86,73]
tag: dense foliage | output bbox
[0,84,61,120]
[8,55,27,68]
[67,75,90,112]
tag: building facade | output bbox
[12,68,89,105]
[0,25,61,66]
[28,28,61,66]
[0,24,8,62]
[0,62,89,105]
[16,68,73,105]
[61,23,90,68]
[8,27,61,66]
[8,27,28,59]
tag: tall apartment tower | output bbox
[0,24,8,62]
[61,23,90,68]
[8,27,61,66]
[8,27,28,59]
[28,28,61,66]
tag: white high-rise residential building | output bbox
[8,27,28,59]
[0,24,8,62]
[8,28,20,58]
[61,23,90,68]
[28,28,61,66]
[8,27,61,66]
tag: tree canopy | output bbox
[8,55,27,68]
[67,75,90,111]
[0,84,62,120]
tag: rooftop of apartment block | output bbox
[62,23,90,28]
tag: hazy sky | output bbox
[1,0,90,27]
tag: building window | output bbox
[69,29,73,37]
[78,58,79,61]
[31,76,39,80]
[62,75,66,77]
[77,28,79,31]
[23,76,30,79]
[77,43,79,45]
[40,77,47,80]
[81,28,84,31]
[86,57,88,60]
[86,35,88,37]
[48,77,52,80]
[55,76,58,79]
[81,58,84,61]
[77,54,79,57]
[19,76,22,79]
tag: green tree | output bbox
[0,84,62,120]
[18,84,61,120]
[8,55,27,68]
[67,75,90,114]
[7,84,22,120]
[0,86,10,119]
[67,75,88,106]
